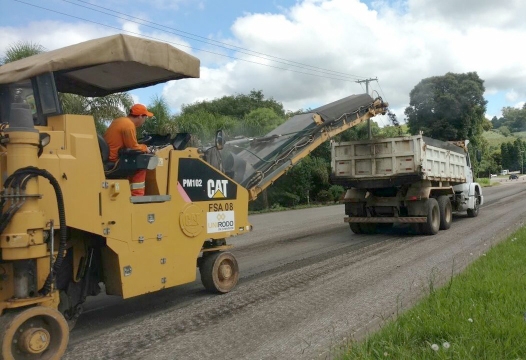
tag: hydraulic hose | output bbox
[1,166,67,295]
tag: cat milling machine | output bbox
[0,34,388,359]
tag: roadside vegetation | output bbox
[476,177,492,187]
[340,227,526,359]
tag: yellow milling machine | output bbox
[0,34,388,359]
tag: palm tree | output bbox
[141,95,176,136]
[60,93,134,134]
[1,41,45,64]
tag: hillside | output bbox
[483,129,526,148]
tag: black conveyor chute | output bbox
[223,93,387,198]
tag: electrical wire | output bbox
[61,0,367,81]
[13,0,368,83]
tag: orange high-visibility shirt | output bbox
[104,117,147,162]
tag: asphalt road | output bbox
[64,181,526,359]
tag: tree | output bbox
[174,108,237,144]
[60,93,134,134]
[501,142,512,170]
[380,125,406,138]
[405,72,487,142]
[180,90,286,120]
[499,126,511,137]
[141,95,175,136]
[241,108,285,137]
[338,121,381,141]
[1,41,45,64]
[500,105,526,131]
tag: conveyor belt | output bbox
[222,93,388,199]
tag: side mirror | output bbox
[40,132,51,147]
[38,132,50,157]
[215,129,225,150]
[476,149,482,162]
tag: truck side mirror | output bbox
[476,149,482,162]
[215,129,225,150]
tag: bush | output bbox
[316,190,333,203]
[329,185,345,202]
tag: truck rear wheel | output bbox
[359,223,377,234]
[349,223,363,234]
[437,196,452,230]
[421,198,440,235]
[199,251,239,294]
[0,306,69,360]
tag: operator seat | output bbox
[97,134,159,179]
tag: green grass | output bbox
[477,178,491,187]
[341,227,526,360]
[477,178,501,187]
[483,130,516,148]
[512,131,526,139]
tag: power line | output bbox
[62,0,367,81]
[13,0,368,83]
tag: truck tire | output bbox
[349,222,363,234]
[437,196,452,230]
[421,198,440,235]
[467,189,480,217]
[360,223,377,234]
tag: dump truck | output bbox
[0,34,388,359]
[330,134,483,235]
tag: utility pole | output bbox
[356,77,378,139]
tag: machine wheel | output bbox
[467,190,481,218]
[0,306,69,360]
[349,223,362,234]
[437,196,452,230]
[421,198,440,235]
[199,252,239,294]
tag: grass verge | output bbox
[341,227,526,359]
[477,178,501,187]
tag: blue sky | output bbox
[3,0,526,124]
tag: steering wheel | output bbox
[138,135,152,144]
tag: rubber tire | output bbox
[0,306,69,360]
[349,223,363,234]
[199,251,239,294]
[421,198,440,235]
[467,190,480,218]
[376,223,393,232]
[437,195,452,230]
[360,223,377,234]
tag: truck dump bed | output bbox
[331,134,468,188]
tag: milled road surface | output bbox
[64,182,526,359]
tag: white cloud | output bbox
[506,90,519,103]
[0,22,113,54]
[160,0,526,115]
[2,0,526,118]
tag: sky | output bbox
[2,0,526,126]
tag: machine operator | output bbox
[104,103,153,196]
